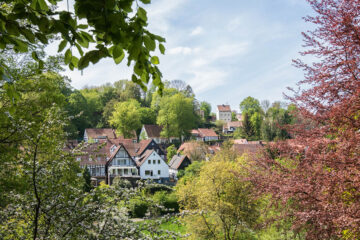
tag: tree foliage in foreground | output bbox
[252,0,360,239]
[176,149,260,240]
[1,0,166,92]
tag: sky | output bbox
[50,0,313,112]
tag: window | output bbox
[158,170,161,175]
[158,160,160,164]
[124,169,128,175]
[145,170,153,176]
[148,160,151,164]
[153,160,156,164]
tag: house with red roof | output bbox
[135,149,169,183]
[191,128,219,142]
[139,124,178,144]
[223,121,243,134]
[168,154,191,179]
[83,128,137,142]
[216,104,232,122]
[106,144,140,185]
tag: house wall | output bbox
[217,111,231,122]
[143,140,166,160]
[204,136,219,141]
[108,147,139,177]
[140,151,169,179]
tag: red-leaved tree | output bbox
[253,0,360,239]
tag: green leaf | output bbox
[38,60,44,69]
[37,0,49,11]
[152,34,166,42]
[140,0,151,3]
[20,29,35,43]
[64,49,72,65]
[114,51,125,64]
[77,24,88,29]
[5,22,20,36]
[35,33,48,44]
[137,7,147,22]
[143,35,155,51]
[113,44,123,59]
[159,43,165,54]
[151,56,159,65]
[75,43,84,56]
[30,0,37,10]
[13,39,28,52]
[71,56,79,68]
[58,40,67,52]
[78,56,89,70]
[32,51,39,61]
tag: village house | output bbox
[135,149,170,183]
[223,121,242,134]
[191,128,219,142]
[106,144,140,185]
[139,124,178,144]
[115,138,166,160]
[168,154,191,180]
[216,104,232,122]
[83,128,137,143]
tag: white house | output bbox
[135,149,169,183]
[106,144,140,185]
[216,105,232,122]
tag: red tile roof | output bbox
[225,121,243,128]
[234,139,248,144]
[233,143,263,156]
[197,128,218,137]
[110,139,153,157]
[85,128,117,139]
[217,104,231,112]
[168,154,189,170]
[143,124,163,138]
[135,149,155,167]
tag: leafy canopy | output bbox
[1,0,165,92]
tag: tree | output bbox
[240,96,262,113]
[157,93,197,140]
[0,0,165,92]
[234,113,254,140]
[176,149,260,240]
[239,97,263,139]
[139,107,156,125]
[82,167,92,192]
[260,102,293,141]
[231,111,237,121]
[166,145,177,162]
[253,0,360,239]
[109,99,141,138]
[65,90,92,138]
[200,101,212,121]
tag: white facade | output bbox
[138,151,169,180]
[216,110,232,122]
[108,147,139,178]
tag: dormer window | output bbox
[148,160,151,164]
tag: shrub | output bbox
[129,199,149,218]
